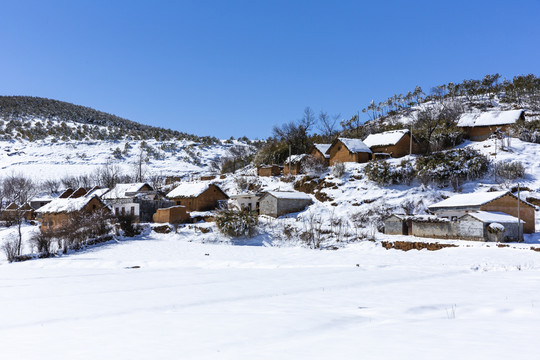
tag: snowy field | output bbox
[1,231,540,360]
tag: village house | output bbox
[258,191,312,217]
[1,202,34,221]
[152,205,190,224]
[229,193,262,212]
[102,183,173,222]
[257,165,282,177]
[362,129,419,158]
[167,182,229,211]
[457,109,525,141]
[326,138,372,166]
[283,154,309,176]
[36,195,110,231]
[427,191,535,233]
[311,144,331,166]
[385,211,524,242]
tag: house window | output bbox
[115,208,119,216]
[131,206,135,215]
[93,204,96,210]
[121,207,125,215]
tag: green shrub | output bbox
[416,148,489,188]
[493,161,525,180]
[364,159,415,185]
[216,209,258,238]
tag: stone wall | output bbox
[384,217,404,235]
[259,196,312,217]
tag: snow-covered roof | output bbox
[333,138,372,154]
[463,211,524,224]
[285,154,308,164]
[428,191,510,209]
[457,109,524,128]
[313,144,331,158]
[167,182,212,198]
[86,188,110,198]
[264,191,312,200]
[36,196,98,214]
[363,129,409,148]
[102,183,150,200]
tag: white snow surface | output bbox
[1,135,540,358]
[0,136,250,180]
[1,232,540,359]
[363,129,409,148]
[167,182,212,198]
[466,211,523,223]
[336,138,372,154]
[36,195,96,213]
[457,109,524,127]
[429,191,510,209]
[265,191,313,200]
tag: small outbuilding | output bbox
[229,193,262,212]
[326,138,372,166]
[363,129,419,158]
[283,154,309,176]
[459,211,524,242]
[258,191,312,217]
[257,165,282,177]
[153,205,190,224]
[167,182,229,211]
[457,109,525,141]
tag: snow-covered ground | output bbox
[1,231,540,359]
[0,137,249,179]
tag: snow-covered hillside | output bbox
[0,135,252,179]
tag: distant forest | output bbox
[0,96,219,143]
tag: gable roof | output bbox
[285,154,308,164]
[102,183,151,200]
[428,191,534,210]
[363,129,409,148]
[462,211,524,224]
[86,187,110,198]
[457,109,524,128]
[167,182,228,199]
[36,195,101,214]
[313,144,331,158]
[262,191,312,201]
[328,138,372,154]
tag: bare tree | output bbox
[134,147,148,182]
[94,161,123,188]
[317,111,340,141]
[2,175,37,256]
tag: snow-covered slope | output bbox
[0,136,251,179]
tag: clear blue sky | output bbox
[1,0,539,139]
